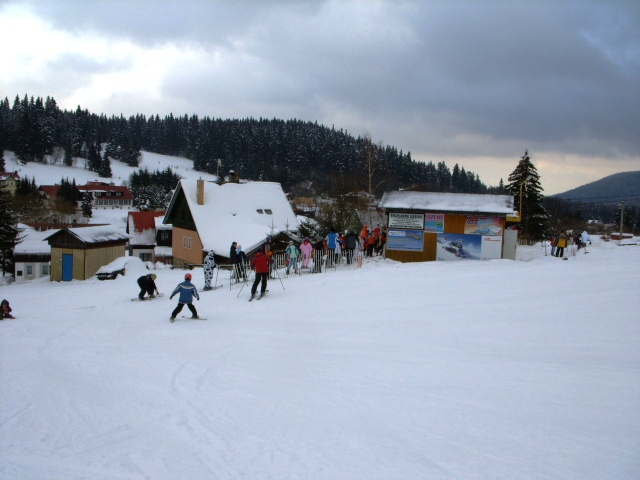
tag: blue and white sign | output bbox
[386,229,424,251]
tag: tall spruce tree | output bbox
[507,150,547,242]
[82,192,93,218]
[0,190,23,276]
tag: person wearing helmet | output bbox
[169,272,200,322]
[137,273,159,300]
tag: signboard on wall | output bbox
[388,213,424,230]
[386,229,424,251]
[481,235,503,260]
[436,233,503,261]
[464,217,504,236]
[424,214,445,233]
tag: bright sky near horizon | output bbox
[1,0,639,195]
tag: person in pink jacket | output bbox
[300,236,314,269]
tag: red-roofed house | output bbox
[77,182,134,209]
[127,211,172,263]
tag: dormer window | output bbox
[264,209,273,215]
[256,209,264,214]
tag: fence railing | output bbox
[223,250,364,290]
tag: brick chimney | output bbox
[196,178,205,205]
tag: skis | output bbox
[249,290,268,302]
[202,285,223,292]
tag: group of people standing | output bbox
[550,230,591,258]
[360,225,387,257]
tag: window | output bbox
[188,237,192,249]
[264,209,273,215]
[256,209,264,214]
[41,264,49,275]
[16,270,22,277]
[183,235,187,247]
[140,253,152,262]
[26,265,33,276]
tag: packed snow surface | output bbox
[1,239,639,479]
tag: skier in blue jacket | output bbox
[170,273,200,322]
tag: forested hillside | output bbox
[0,94,492,196]
[553,171,640,203]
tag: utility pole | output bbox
[619,201,624,246]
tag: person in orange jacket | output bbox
[360,226,369,248]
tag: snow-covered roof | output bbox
[127,211,165,246]
[45,225,130,244]
[168,179,298,256]
[155,216,172,230]
[379,191,515,215]
[14,224,52,255]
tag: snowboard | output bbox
[170,316,208,323]
[131,293,164,302]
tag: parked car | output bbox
[96,256,145,280]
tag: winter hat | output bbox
[289,240,293,244]
[185,273,192,280]
[237,245,242,251]
[150,274,156,280]
[304,237,310,241]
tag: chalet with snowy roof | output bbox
[378,191,516,263]
[126,211,169,263]
[164,179,298,267]
[0,171,20,194]
[44,225,130,281]
[38,184,60,200]
[13,224,52,283]
[76,182,133,209]
[154,216,173,265]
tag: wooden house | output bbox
[44,226,130,281]
[164,179,298,267]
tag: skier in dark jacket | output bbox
[345,230,358,264]
[230,241,241,281]
[1,299,15,319]
[137,273,159,300]
[250,248,272,299]
[170,273,200,321]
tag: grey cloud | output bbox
[6,0,639,163]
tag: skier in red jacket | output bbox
[250,248,272,299]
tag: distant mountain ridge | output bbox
[553,171,640,204]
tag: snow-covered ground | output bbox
[1,238,638,479]
[4,150,218,190]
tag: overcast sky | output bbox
[2,0,639,194]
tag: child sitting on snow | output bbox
[1,299,15,319]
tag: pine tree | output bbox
[99,150,113,178]
[82,192,93,218]
[0,190,23,276]
[506,150,548,242]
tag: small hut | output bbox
[45,226,130,281]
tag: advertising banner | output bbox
[437,234,481,261]
[437,233,503,260]
[388,213,425,230]
[424,214,445,233]
[386,229,424,251]
[464,217,504,236]
[481,235,503,260]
